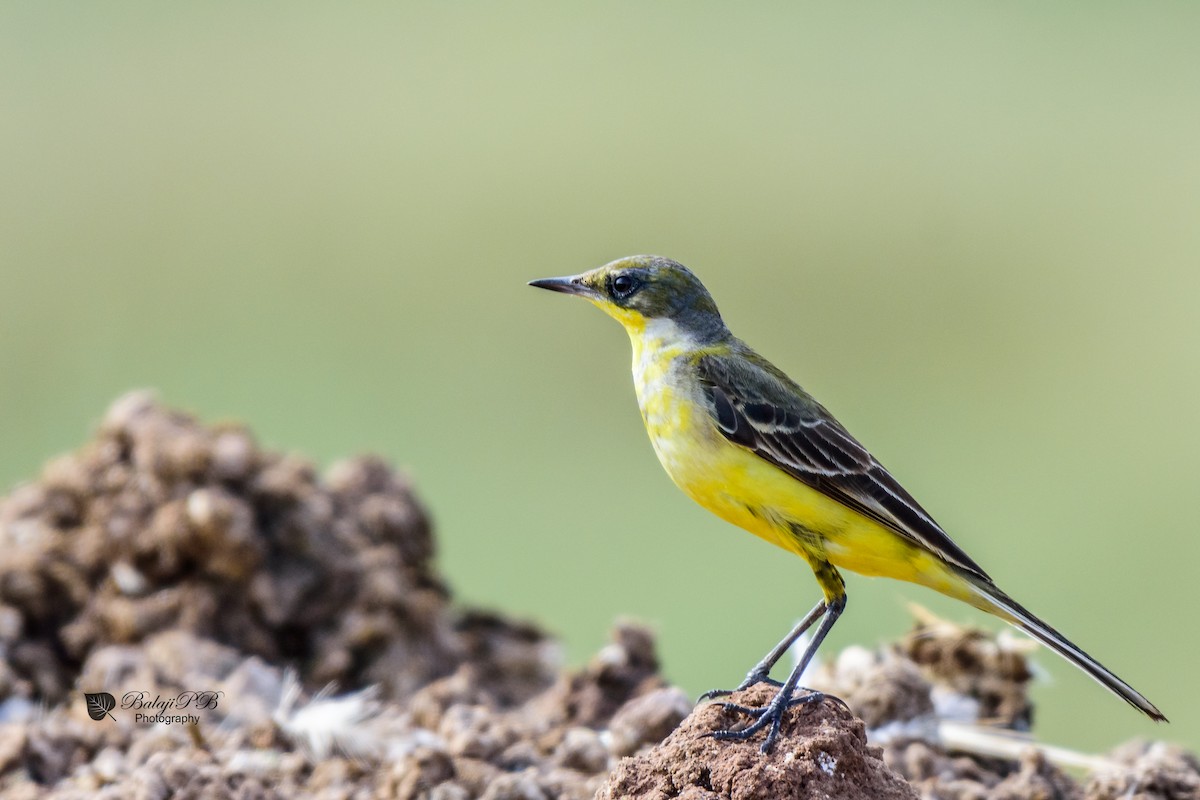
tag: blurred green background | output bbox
[2,2,1197,754]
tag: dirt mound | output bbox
[596,619,1198,800]
[0,394,1194,799]
[0,391,549,709]
[0,394,678,798]
[599,685,918,800]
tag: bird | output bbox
[529,254,1165,752]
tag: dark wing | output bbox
[697,351,990,581]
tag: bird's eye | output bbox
[611,274,638,298]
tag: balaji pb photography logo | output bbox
[84,692,117,721]
[84,690,223,725]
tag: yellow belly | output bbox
[632,342,965,601]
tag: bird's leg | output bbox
[699,599,827,700]
[709,590,846,753]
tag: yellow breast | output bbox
[628,321,801,552]
[625,321,960,596]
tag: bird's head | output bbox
[529,255,728,341]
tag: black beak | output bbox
[528,275,592,297]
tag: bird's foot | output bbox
[705,689,836,753]
[698,671,782,701]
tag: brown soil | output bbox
[0,394,1194,799]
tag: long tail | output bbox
[960,572,1166,722]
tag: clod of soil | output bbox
[0,394,1195,799]
[598,684,918,800]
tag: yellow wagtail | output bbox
[530,255,1164,752]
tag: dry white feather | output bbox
[273,672,386,761]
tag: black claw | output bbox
[706,690,841,753]
[786,691,825,709]
[761,711,784,753]
[702,593,848,754]
[707,701,778,743]
[791,691,848,712]
[699,673,783,701]
[718,701,767,718]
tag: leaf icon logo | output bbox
[85,692,117,721]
